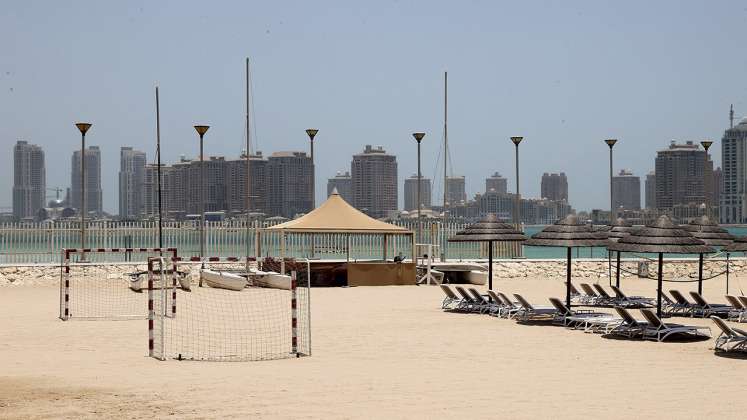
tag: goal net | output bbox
[149,257,311,362]
[59,248,179,321]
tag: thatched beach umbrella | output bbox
[607,217,636,288]
[608,215,715,317]
[682,215,735,294]
[448,214,526,293]
[723,236,747,294]
[525,215,608,308]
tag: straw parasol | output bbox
[608,215,715,317]
[525,214,608,307]
[448,214,526,292]
[682,215,735,294]
[607,217,636,288]
[722,236,747,295]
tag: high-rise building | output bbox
[143,163,170,218]
[225,152,268,216]
[71,146,103,215]
[712,166,722,221]
[446,176,467,206]
[485,172,508,194]
[655,141,712,212]
[404,174,431,211]
[267,151,313,218]
[12,140,45,220]
[118,147,146,219]
[327,171,353,203]
[351,145,397,218]
[721,117,747,223]
[645,172,656,209]
[611,169,641,212]
[541,172,568,201]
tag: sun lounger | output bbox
[548,297,618,331]
[661,291,687,315]
[513,294,557,322]
[565,282,584,304]
[711,316,747,353]
[453,286,480,312]
[592,284,616,304]
[724,295,747,322]
[496,292,522,318]
[669,290,696,316]
[639,308,710,342]
[738,296,747,312]
[688,291,732,318]
[579,283,604,306]
[609,285,654,308]
[606,307,649,339]
[468,287,492,314]
[439,285,462,310]
[486,290,505,316]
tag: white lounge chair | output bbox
[513,294,557,322]
[639,308,711,342]
[724,295,747,322]
[439,284,462,310]
[548,297,619,332]
[688,291,732,318]
[711,316,747,353]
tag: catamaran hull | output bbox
[200,269,246,291]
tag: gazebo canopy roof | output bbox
[607,217,636,243]
[724,236,747,252]
[264,189,410,234]
[608,215,715,254]
[448,214,527,242]
[681,215,735,247]
[525,214,608,247]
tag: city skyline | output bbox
[2,2,747,213]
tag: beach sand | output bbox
[1,276,746,419]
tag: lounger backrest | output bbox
[549,297,570,315]
[725,295,744,310]
[661,292,675,304]
[738,296,747,309]
[688,291,708,307]
[710,316,735,337]
[669,290,691,305]
[565,282,580,295]
[497,292,515,307]
[610,285,626,299]
[614,306,637,325]
[580,283,598,297]
[440,285,458,299]
[513,293,534,310]
[468,288,486,303]
[639,309,664,328]
[454,286,474,302]
[593,284,612,298]
[487,290,501,303]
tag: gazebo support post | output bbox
[383,234,388,261]
[607,250,612,286]
[657,252,663,318]
[566,247,572,308]
[346,233,350,262]
[488,240,493,295]
[726,252,730,294]
[698,253,704,295]
[615,251,621,288]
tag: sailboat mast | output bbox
[443,71,448,217]
[155,86,163,250]
[245,58,252,263]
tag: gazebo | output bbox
[448,214,527,292]
[525,214,608,307]
[608,215,714,317]
[723,236,747,295]
[607,217,636,288]
[262,189,414,273]
[683,215,735,294]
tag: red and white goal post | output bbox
[148,257,311,362]
[59,247,178,321]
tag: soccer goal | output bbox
[149,257,311,361]
[59,248,179,321]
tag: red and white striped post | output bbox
[291,270,298,357]
[60,249,71,320]
[147,257,155,358]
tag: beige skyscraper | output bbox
[71,146,103,215]
[13,140,45,220]
[351,145,397,218]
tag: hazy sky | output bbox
[2,1,747,213]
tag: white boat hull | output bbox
[201,269,246,291]
[249,270,291,290]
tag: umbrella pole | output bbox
[608,250,612,286]
[488,240,493,301]
[615,251,621,288]
[657,252,663,318]
[698,253,703,295]
[566,247,572,308]
[726,252,730,295]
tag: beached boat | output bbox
[248,269,291,290]
[429,262,488,285]
[200,269,247,291]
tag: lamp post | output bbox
[306,129,318,207]
[701,140,713,220]
[194,125,209,267]
[412,132,425,245]
[510,137,523,227]
[75,123,91,261]
[604,139,618,223]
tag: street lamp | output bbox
[412,132,425,245]
[194,125,209,268]
[701,140,713,220]
[75,122,91,261]
[510,136,523,227]
[605,139,618,223]
[306,129,319,207]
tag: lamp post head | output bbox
[701,140,713,151]
[75,123,92,135]
[412,132,425,143]
[305,129,319,141]
[510,136,523,146]
[194,125,210,136]
[604,139,618,148]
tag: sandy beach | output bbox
[2,275,747,419]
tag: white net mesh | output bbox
[150,258,311,362]
[59,249,178,321]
